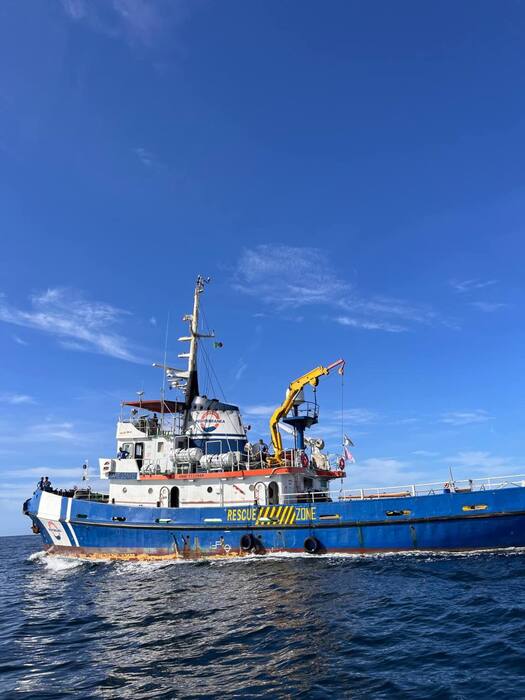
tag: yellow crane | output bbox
[269,358,345,463]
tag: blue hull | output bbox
[24,487,525,557]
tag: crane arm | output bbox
[269,358,345,458]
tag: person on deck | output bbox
[117,446,129,459]
[42,477,51,491]
[149,413,159,435]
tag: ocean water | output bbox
[1,537,525,699]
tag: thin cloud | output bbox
[440,410,492,426]
[134,147,157,167]
[335,316,407,333]
[234,245,448,333]
[450,279,497,293]
[347,457,423,488]
[469,301,507,313]
[0,288,142,363]
[234,361,248,382]
[446,451,523,475]
[234,245,349,309]
[12,335,28,346]
[243,405,276,417]
[331,408,378,425]
[0,392,35,405]
[61,0,193,47]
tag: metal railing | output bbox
[279,474,525,504]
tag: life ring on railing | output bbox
[304,536,322,554]
[338,457,345,470]
[300,452,309,468]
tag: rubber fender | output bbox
[240,533,256,551]
[304,536,322,554]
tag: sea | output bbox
[1,536,525,699]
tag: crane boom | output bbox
[269,358,345,460]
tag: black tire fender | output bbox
[240,533,256,551]
[304,536,322,554]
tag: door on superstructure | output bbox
[134,442,144,469]
[170,486,180,508]
[159,486,169,508]
[254,482,267,506]
[268,481,279,505]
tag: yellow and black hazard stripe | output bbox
[255,505,297,527]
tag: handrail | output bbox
[278,475,525,505]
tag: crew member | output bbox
[117,446,129,459]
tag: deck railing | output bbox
[280,474,525,504]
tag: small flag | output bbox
[344,446,356,463]
[343,434,354,447]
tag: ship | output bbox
[23,276,525,558]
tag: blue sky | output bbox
[1,1,524,535]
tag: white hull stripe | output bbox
[65,498,79,546]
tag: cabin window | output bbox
[268,481,279,505]
[170,486,180,508]
[157,442,163,453]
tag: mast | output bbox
[177,276,213,423]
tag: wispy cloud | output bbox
[12,335,28,346]
[28,421,75,441]
[61,0,192,47]
[412,450,439,457]
[440,409,492,426]
[0,288,142,362]
[341,408,378,425]
[335,316,406,333]
[234,245,348,309]
[134,147,158,167]
[0,392,35,405]
[446,451,523,475]
[469,301,507,313]
[450,279,497,293]
[348,457,422,487]
[234,361,248,382]
[234,245,448,333]
[243,405,276,417]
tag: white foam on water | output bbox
[42,555,86,572]
[27,546,525,572]
[27,551,47,562]
[27,550,103,571]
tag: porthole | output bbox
[148,488,153,494]
[122,487,127,493]
[249,484,255,491]
[207,487,213,493]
